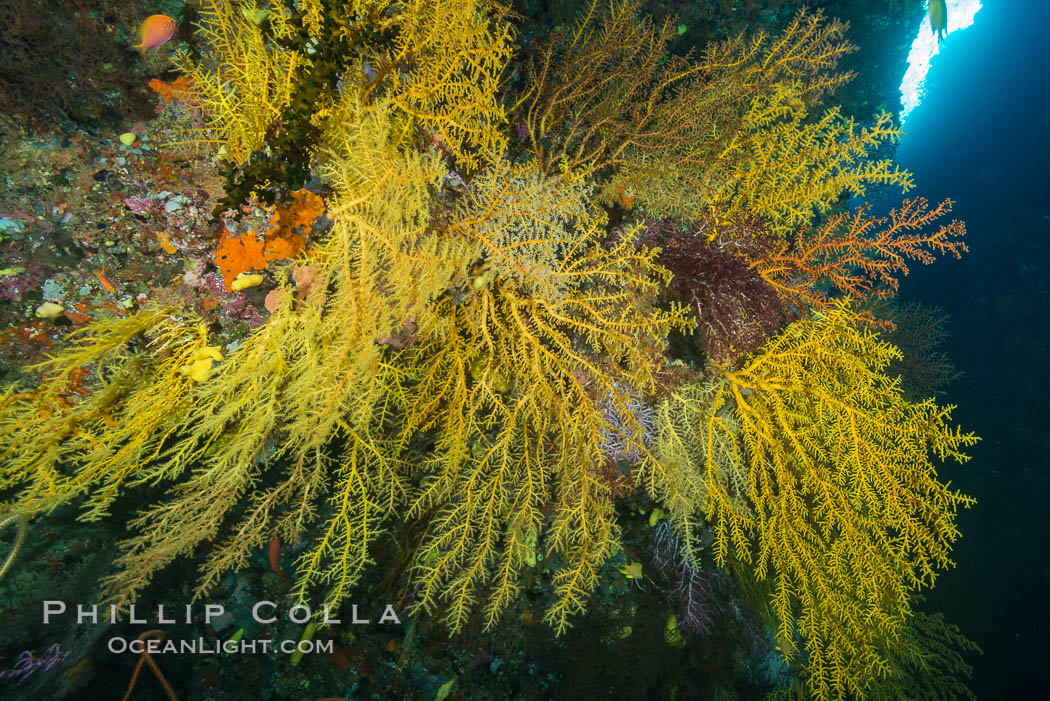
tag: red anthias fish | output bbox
[268,537,292,585]
[132,14,176,56]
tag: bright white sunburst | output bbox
[900,0,983,121]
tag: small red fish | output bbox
[132,14,176,56]
[268,537,291,585]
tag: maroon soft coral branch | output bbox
[642,217,784,364]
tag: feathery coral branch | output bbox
[751,198,967,316]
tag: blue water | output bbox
[893,1,1050,696]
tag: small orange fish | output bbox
[132,14,176,56]
[617,183,635,211]
[95,265,116,294]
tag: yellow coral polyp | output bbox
[231,273,265,291]
[180,359,215,383]
[192,346,224,363]
[179,346,225,382]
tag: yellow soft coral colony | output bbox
[521,1,896,231]
[0,0,515,613]
[0,310,223,520]
[373,0,514,169]
[649,304,977,699]
[401,160,690,632]
[171,0,308,162]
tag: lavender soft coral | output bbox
[649,522,717,636]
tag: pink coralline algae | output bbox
[181,262,230,298]
[221,292,265,328]
[201,271,228,299]
[123,194,159,216]
[0,266,45,301]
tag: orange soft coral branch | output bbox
[749,197,967,315]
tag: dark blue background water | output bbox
[891,1,1050,696]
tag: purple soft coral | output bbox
[649,522,716,636]
[598,383,655,466]
[0,643,68,684]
